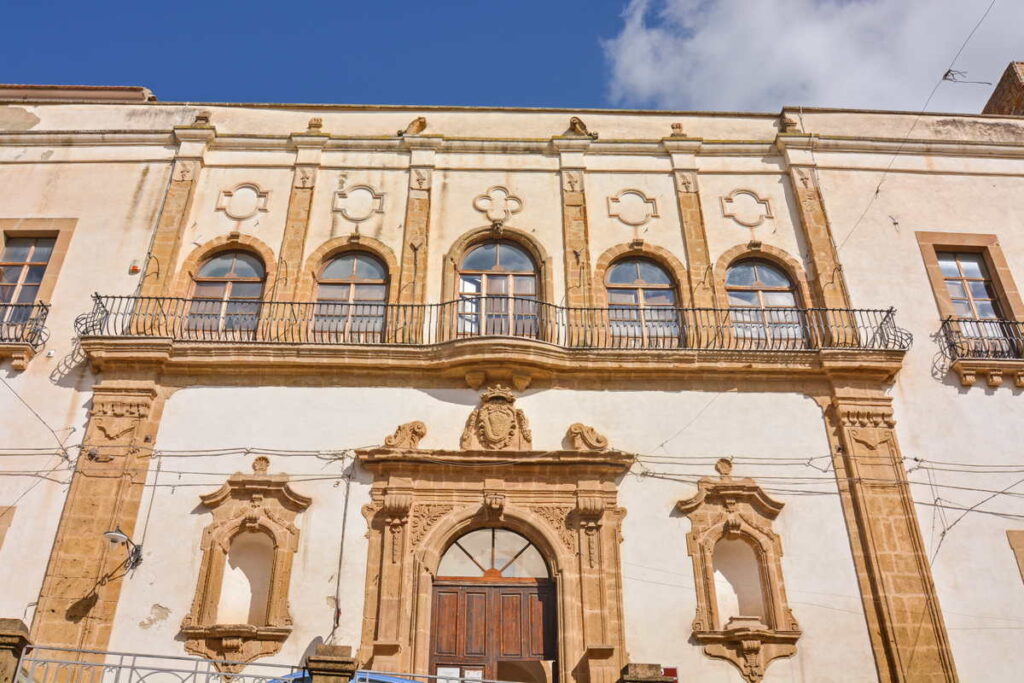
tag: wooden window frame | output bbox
[916,232,1024,321]
[0,219,76,305]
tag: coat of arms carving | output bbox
[461,385,532,451]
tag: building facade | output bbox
[2,67,1024,682]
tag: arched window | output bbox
[188,250,266,337]
[314,252,388,342]
[725,259,804,347]
[606,257,680,347]
[437,528,549,579]
[457,241,539,338]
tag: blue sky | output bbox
[3,1,1022,113]
[2,1,626,108]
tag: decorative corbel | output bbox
[576,493,605,568]
[565,423,609,451]
[383,421,427,450]
[382,488,413,564]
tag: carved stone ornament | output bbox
[721,189,773,228]
[562,170,583,193]
[397,116,427,136]
[565,423,609,451]
[607,189,659,228]
[216,183,270,221]
[460,385,532,451]
[566,116,598,139]
[180,458,312,672]
[384,421,427,449]
[675,459,800,682]
[473,186,523,224]
[335,179,385,223]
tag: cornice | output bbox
[78,336,905,387]
[357,448,634,472]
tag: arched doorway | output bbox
[430,528,557,683]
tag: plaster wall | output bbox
[820,166,1024,681]
[0,157,170,619]
[105,385,874,683]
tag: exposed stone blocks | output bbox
[982,62,1024,116]
[397,190,431,305]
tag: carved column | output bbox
[32,382,164,658]
[664,138,716,308]
[273,119,328,301]
[140,114,215,296]
[554,137,595,309]
[778,134,851,309]
[824,384,957,682]
[396,136,442,307]
[369,478,413,670]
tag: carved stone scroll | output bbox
[384,421,427,449]
[565,423,609,451]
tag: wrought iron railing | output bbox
[76,295,911,352]
[939,317,1024,360]
[0,302,49,348]
[15,645,303,683]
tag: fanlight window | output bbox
[315,252,388,341]
[725,260,805,347]
[437,528,549,579]
[458,241,539,338]
[188,251,266,337]
[606,258,680,347]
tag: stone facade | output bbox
[1,77,1024,682]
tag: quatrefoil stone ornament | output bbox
[473,186,523,223]
[721,189,773,228]
[608,189,659,227]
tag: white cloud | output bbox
[603,0,1024,113]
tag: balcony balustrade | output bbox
[939,316,1024,360]
[76,295,911,353]
[0,302,49,347]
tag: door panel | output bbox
[431,581,556,681]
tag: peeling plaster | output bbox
[138,603,171,629]
[0,106,40,131]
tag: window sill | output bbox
[179,623,292,672]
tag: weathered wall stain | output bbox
[0,106,40,131]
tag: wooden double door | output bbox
[430,579,557,683]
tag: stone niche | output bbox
[179,457,311,672]
[356,386,632,683]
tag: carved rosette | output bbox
[460,385,532,450]
[180,460,312,672]
[676,460,800,683]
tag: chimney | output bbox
[982,62,1024,116]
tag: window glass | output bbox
[755,263,792,288]
[198,254,235,278]
[437,528,548,579]
[1,239,32,263]
[462,243,498,271]
[637,260,672,285]
[232,253,264,278]
[957,253,985,279]
[937,253,960,277]
[608,261,639,284]
[725,262,757,286]
[498,243,534,272]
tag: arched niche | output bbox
[676,459,800,683]
[179,457,311,672]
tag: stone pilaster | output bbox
[140,116,215,297]
[554,137,595,309]
[779,135,851,309]
[32,382,165,658]
[396,136,442,306]
[305,645,357,683]
[824,385,957,682]
[0,619,30,683]
[664,138,715,307]
[273,120,329,301]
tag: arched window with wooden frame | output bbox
[725,259,806,348]
[457,240,539,338]
[605,257,681,348]
[314,251,388,342]
[187,250,266,339]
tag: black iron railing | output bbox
[0,302,49,348]
[76,295,912,352]
[939,317,1024,360]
